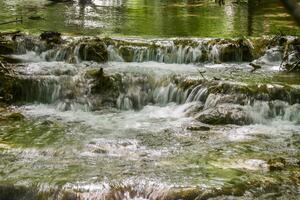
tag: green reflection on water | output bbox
[0,0,299,37]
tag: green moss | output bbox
[7,113,25,121]
[167,187,202,200]
[250,37,270,59]
[268,158,286,171]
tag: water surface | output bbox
[0,0,300,37]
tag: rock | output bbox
[249,62,262,72]
[119,46,134,62]
[40,31,62,44]
[292,172,300,183]
[0,64,22,103]
[166,187,202,200]
[86,68,122,107]
[187,125,210,131]
[0,143,10,149]
[0,55,22,63]
[7,112,25,121]
[78,39,108,63]
[41,120,54,126]
[267,157,286,171]
[92,148,107,154]
[220,42,253,62]
[0,39,17,55]
[195,104,251,125]
[89,68,114,93]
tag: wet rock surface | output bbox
[267,157,286,171]
[40,31,62,45]
[78,39,108,63]
[196,104,251,125]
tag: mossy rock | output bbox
[7,112,25,121]
[187,125,210,131]
[0,72,23,103]
[0,40,17,55]
[85,68,103,79]
[220,43,253,62]
[196,104,252,125]
[166,187,202,200]
[0,184,39,200]
[267,157,286,171]
[40,31,62,45]
[92,148,108,154]
[250,37,270,59]
[173,39,199,47]
[119,46,134,62]
[86,68,122,107]
[78,39,108,63]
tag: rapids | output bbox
[1,36,300,199]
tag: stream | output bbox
[0,0,300,199]
[0,36,300,199]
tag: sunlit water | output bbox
[0,0,300,37]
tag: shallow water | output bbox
[0,0,300,37]
[1,36,300,199]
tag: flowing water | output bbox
[0,36,300,199]
[0,0,300,199]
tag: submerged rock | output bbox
[196,104,251,125]
[92,148,108,154]
[267,157,286,171]
[7,112,25,121]
[187,125,210,131]
[0,107,25,122]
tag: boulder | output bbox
[195,104,252,125]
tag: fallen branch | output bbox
[197,69,207,80]
[288,59,300,72]
[0,61,15,77]
[0,61,9,73]
[0,19,23,26]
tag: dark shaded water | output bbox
[0,0,300,37]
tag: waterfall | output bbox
[12,37,254,64]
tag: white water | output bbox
[1,37,300,199]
